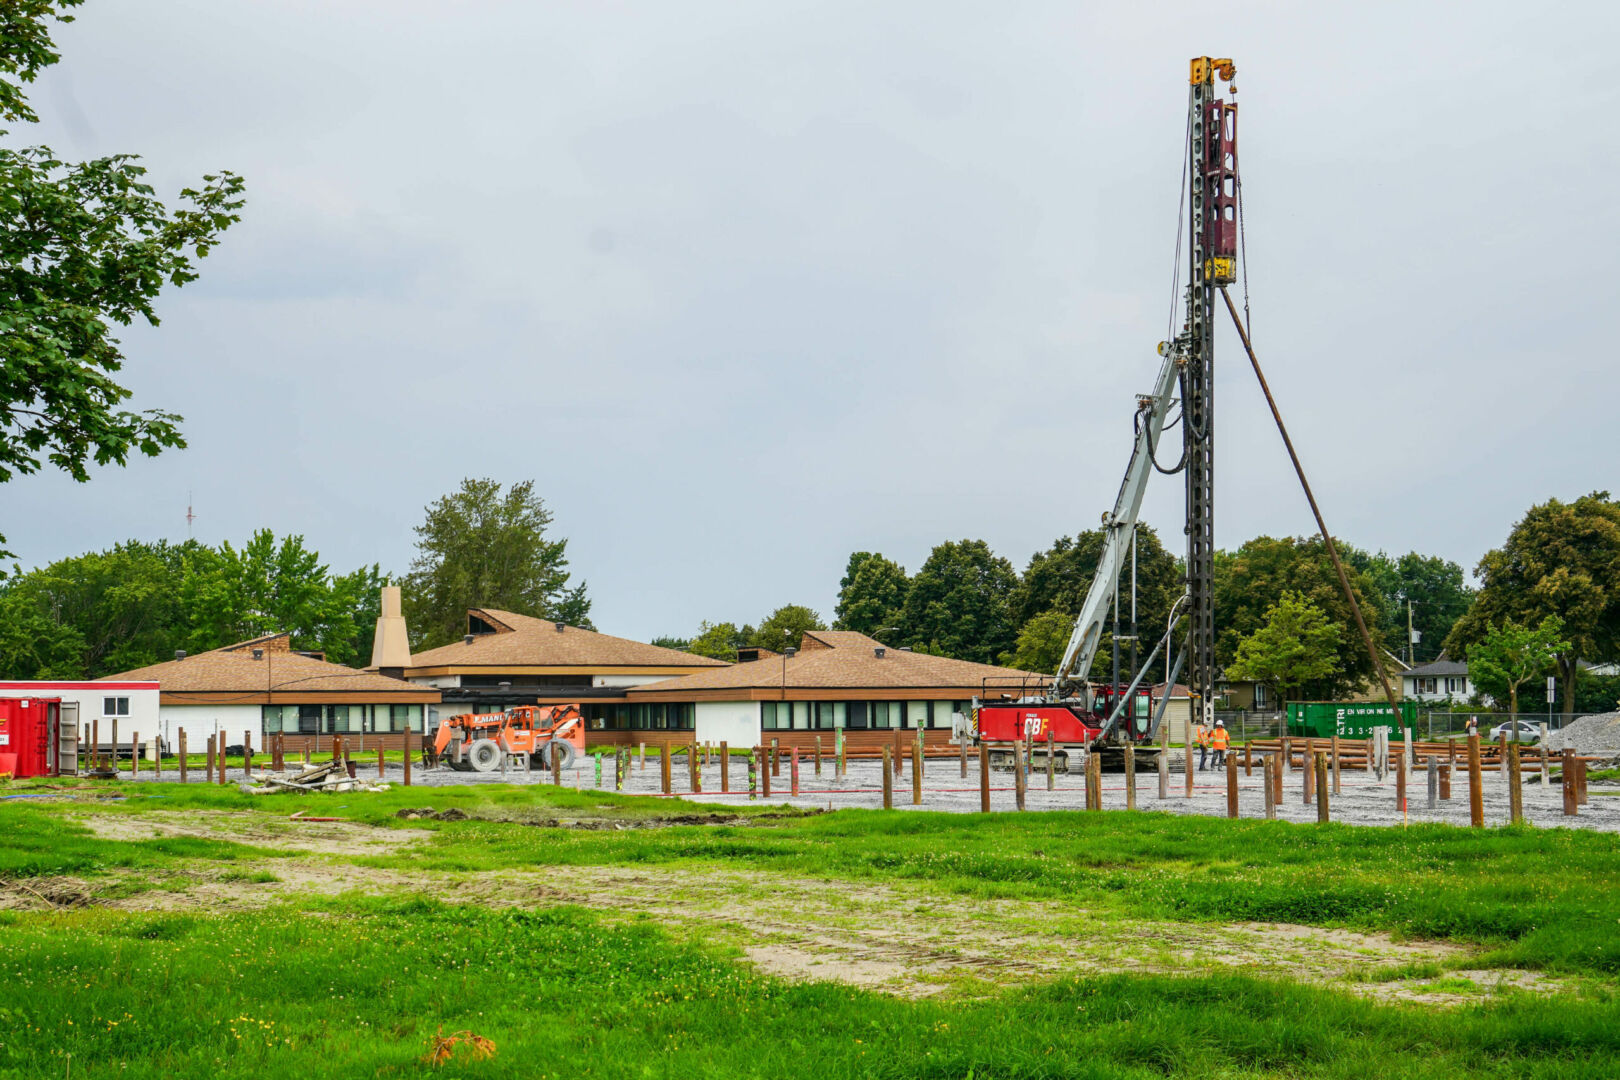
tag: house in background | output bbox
[1215,676,1276,713]
[101,632,439,750]
[1401,659,1473,704]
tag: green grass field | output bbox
[3,778,1620,1078]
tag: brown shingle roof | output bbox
[404,609,729,670]
[626,630,1044,694]
[101,634,434,696]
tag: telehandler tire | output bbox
[539,738,575,771]
[465,739,502,772]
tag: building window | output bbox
[813,701,845,730]
[762,702,784,730]
[623,703,694,731]
[389,704,423,732]
[102,696,130,717]
[906,701,928,729]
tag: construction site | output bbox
[3,12,1619,1077]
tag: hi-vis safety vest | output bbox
[1196,724,1211,748]
[1212,727,1230,750]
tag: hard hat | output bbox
[1215,720,1225,727]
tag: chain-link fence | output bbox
[1417,710,1604,739]
[1213,710,1284,741]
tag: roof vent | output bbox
[874,647,886,658]
[555,622,566,632]
[463,634,475,646]
[251,648,264,661]
[174,649,186,661]
[899,646,912,652]
[783,647,797,658]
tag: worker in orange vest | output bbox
[1195,719,1211,771]
[1211,720,1230,767]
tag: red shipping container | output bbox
[0,696,62,779]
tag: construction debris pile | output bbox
[239,760,392,795]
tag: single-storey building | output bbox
[1402,659,1473,704]
[395,606,728,720]
[101,632,440,751]
[535,629,1048,750]
[0,680,160,753]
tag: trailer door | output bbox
[56,701,79,775]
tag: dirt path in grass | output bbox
[71,807,427,856]
[7,808,1569,1005]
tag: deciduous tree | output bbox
[403,479,590,648]
[1444,493,1620,716]
[686,621,747,661]
[1225,591,1342,711]
[900,540,1018,664]
[0,2,244,556]
[181,530,379,665]
[1466,616,1571,716]
[1002,609,1072,675]
[751,605,826,653]
[1349,550,1476,665]
[1213,535,1388,700]
[832,552,908,637]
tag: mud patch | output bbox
[73,809,425,857]
[1374,968,1565,1005]
[0,875,96,910]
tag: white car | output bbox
[1489,720,1542,743]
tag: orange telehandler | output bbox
[434,703,585,773]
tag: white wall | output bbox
[695,700,759,746]
[1403,676,1473,704]
[160,704,264,749]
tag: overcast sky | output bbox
[7,1,1617,641]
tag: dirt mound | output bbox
[1545,712,1620,754]
[396,807,468,821]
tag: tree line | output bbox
[0,478,592,679]
[657,526,1475,697]
[661,492,1620,716]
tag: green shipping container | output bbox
[1285,701,1417,739]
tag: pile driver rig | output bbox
[974,56,1240,766]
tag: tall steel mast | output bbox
[1183,57,1237,732]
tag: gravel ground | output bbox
[162,747,1620,831]
[1544,711,1620,754]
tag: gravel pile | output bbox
[1545,711,1620,754]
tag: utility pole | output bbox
[1407,600,1416,666]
